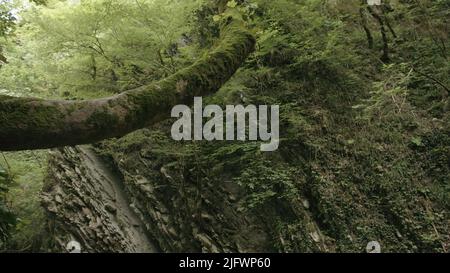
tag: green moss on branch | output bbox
[0,10,255,151]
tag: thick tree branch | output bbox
[0,11,256,151]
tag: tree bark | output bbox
[0,11,255,151]
[360,6,374,49]
[367,6,390,63]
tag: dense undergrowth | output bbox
[0,0,448,252]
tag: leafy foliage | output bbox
[0,164,16,249]
[1,0,203,97]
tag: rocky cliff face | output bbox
[41,127,331,253]
[41,144,300,252]
[41,146,157,253]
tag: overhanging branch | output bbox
[0,11,255,151]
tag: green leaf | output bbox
[411,137,423,147]
[0,168,8,178]
[227,0,237,8]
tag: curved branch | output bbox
[0,12,255,151]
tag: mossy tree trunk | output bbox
[0,10,255,151]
